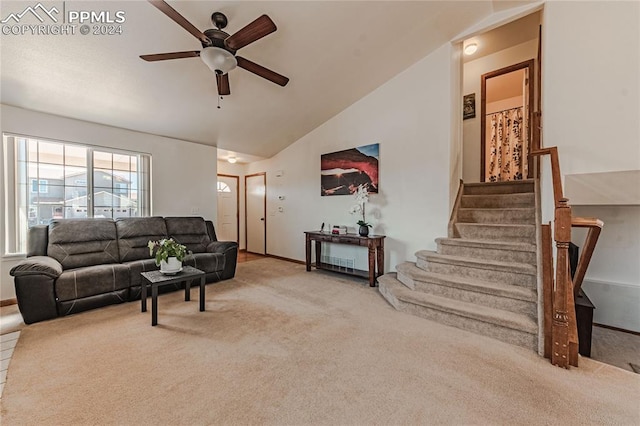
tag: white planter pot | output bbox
[160,257,181,273]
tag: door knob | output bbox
[260,218,265,221]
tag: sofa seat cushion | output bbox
[123,259,159,288]
[48,219,119,270]
[116,217,168,262]
[165,217,211,253]
[184,253,225,274]
[56,264,130,302]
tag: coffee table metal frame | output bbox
[140,265,206,326]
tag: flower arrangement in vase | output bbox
[349,184,372,236]
[148,238,188,273]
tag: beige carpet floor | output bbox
[1,258,638,425]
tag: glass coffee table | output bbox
[140,265,206,326]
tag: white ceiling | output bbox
[1,1,529,158]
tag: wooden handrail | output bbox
[571,217,604,297]
[532,147,577,368]
[530,147,563,206]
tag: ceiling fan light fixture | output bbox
[201,46,237,74]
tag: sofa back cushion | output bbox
[165,217,211,253]
[27,225,49,257]
[116,217,168,262]
[47,219,119,270]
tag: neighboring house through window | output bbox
[30,179,48,193]
[2,134,152,254]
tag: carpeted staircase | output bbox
[379,179,540,351]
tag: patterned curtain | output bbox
[487,107,527,182]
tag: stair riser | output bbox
[455,224,535,244]
[463,182,534,195]
[437,243,536,265]
[457,209,535,224]
[461,194,534,208]
[398,271,537,317]
[379,287,537,351]
[416,258,536,288]
[378,279,403,310]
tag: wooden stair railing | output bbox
[571,217,604,297]
[531,147,603,369]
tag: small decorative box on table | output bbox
[140,265,206,326]
[304,231,385,287]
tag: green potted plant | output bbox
[147,238,188,274]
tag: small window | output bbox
[217,182,231,193]
[30,179,48,193]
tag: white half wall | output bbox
[1,104,217,300]
[572,205,640,333]
[542,1,640,330]
[245,44,455,273]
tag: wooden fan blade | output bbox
[216,73,231,96]
[225,15,276,50]
[148,0,210,44]
[140,51,201,61]
[236,56,289,87]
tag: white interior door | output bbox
[245,173,266,254]
[216,175,238,243]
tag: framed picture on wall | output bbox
[463,93,476,119]
[320,143,379,196]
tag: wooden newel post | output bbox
[552,198,572,368]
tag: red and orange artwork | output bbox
[320,143,379,196]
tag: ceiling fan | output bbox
[140,0,289,96]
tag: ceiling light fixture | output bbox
[228,156,237,164]
[201,46,237,74]
[464,43,478,56]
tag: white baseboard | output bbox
[582,279,640,333]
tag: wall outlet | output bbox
[191,207,200,215]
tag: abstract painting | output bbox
[321,143,379,196]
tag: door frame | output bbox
[480,59,535,182]
[217,173,240,244]
[244,172,266,254]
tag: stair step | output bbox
[415,251,537,288]
[461,193,534,208]
[396,262,537,316]
[457,207,535,224]
[463,179,535,195]
[379,274,538,351]
[455,223,535,244]
[436,237,537,265]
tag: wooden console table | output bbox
[304,231,385,287]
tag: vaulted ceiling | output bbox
[1,1,532,158]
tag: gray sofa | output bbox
[10,216,238,324]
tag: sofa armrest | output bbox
[10,256,63,279]
[206,241,237,254]
[10,256,61,324]
[206,241,238,280]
